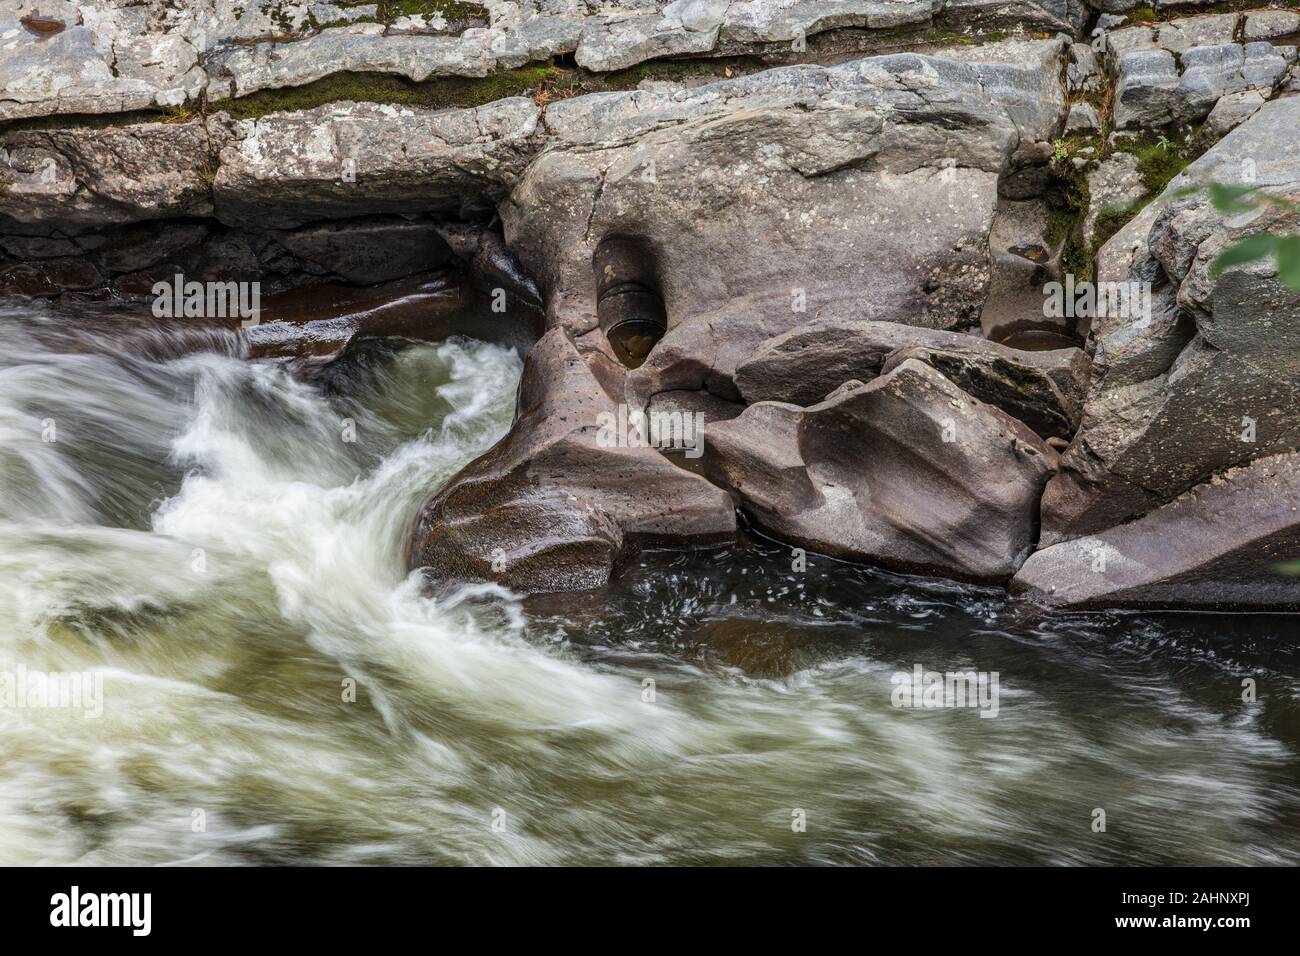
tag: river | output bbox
[1,298,1297,865]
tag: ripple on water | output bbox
[1,298,1298,865]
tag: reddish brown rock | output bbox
[705,359,1054,583]
[407,327,737,593]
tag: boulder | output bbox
[1042,95,1300,544]
[1153,13,1239,55]
[736,319,1089,438]
[0,257,102,296]
[1113,48,1182,129]
[1066,41,1100,95]
[1102,24,1159,66]
[574,3,725,72]
[735,320,934,406]
[273,217,453,284]
[1203,89,1267,139]
[1243,9,1300,43]
[0,6,205,122]
[718,0,936,45]
[1013,452,1300,610]
[880,342,1089,440]
[246,272,540,361]
[705,359,1054,582]
[1177,42,1291,121]
[1066,101,1101,133]
[406,328,737,593]
[91,222,209,275]
[206,26,497,98]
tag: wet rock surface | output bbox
[1014,452,1300,610]
[0,121,220,232]
[407,327,736,593]
[706,359,1054,582]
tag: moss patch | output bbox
[1045,157,1094,284]
[927,29,977,45]
[0,108,202,135]
[1069,129,1210,266]
[1113,131,1204,194]
[209,55,782,120]
[211,65,573,118]
[1123,0,1280,24]
[377,0,489,26]
[1090,199,1145,252]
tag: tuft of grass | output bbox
[160,105,200,123]
[194,158,218,189]
[927,29,977,45]
[1128,4,1158,24]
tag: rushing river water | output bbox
[2,298,1299,866]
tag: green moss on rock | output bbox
[1045,156,1094,285]
[1113,131,1204,195]
[378,0,489,22]
[212,65,571,119]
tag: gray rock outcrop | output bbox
[504,40,1067,410]
[0,0,1076,121]
[1106,14,1295,130]
[1043,95,1300,544]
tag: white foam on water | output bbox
[0,301,1296,866]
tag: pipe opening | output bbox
[594,236,666,369]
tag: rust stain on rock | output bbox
[21,14,67,37]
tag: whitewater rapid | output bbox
[2,299,1298,865]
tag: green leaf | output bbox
[1209,182,1261,214]
[1274,560,1300,576]
[1211,233,1278,276]
[1275,236,1300,292]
